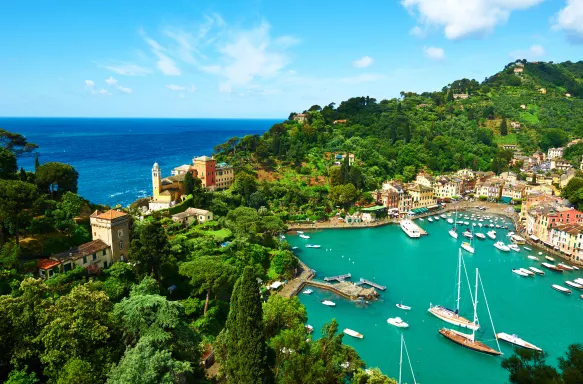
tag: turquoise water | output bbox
[290,213,583,383]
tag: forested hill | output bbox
[214,60,583,192]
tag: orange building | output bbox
[193,156,217,190]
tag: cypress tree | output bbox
[34,156,40,172]
[500,118,508,136]
[225,266,272,384]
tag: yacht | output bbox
[487,230,496,240]
[461,242,475,254]
[321,300,336,306]
[494,242,510,252]
[508,244,520,252]
[387,317,409,328]
[512,269,529,277]
[303,289,313,295]
[529,267,545,275]
[475,233,486,240]
[299,234,310,239]
[400,219,421,238]
[496,333,542,352]
[343,328,364,339]
[574,278,583,285]
[552,284,571,294]
[449,228,459,239]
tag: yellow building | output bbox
[150,162,186,210]
[215,162,235,190]
[406,183,436,209]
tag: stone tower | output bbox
[152,162,161,199]
[90,210,131,263]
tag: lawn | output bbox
[494,133,518,145]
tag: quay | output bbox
[358,278,387,291]
[300,280,379,300]
[324,273,351,282]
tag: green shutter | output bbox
[83,256,87,264]
[92,253,97,261]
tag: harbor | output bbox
[290,212,583,384]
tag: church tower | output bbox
[152,162,161,199]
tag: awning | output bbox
[529,235,539,241]
[270,281,283,289]
[427,205,439,210]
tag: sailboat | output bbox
[461,227,475,254]
[398,334,418,384]
[439,268,502,356]
[449,209,458,239]
[428,250,479,331]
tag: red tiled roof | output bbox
[91,209,128,220]
[38,259,61,270]
[52,239,109,262]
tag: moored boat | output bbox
[552,284,571,294]
[545,256,555,262]
[575,278,583,285]
[528,255,539,260]
[387,317,409,328]
[461,241,475,254]
[573,266,580,270]
[343,328,363,339]
[449,228,459,239]
[396,303,412,310]
[463,230,473,239]
[565,281,583,289]
[306,244,321,248]
[447,218,454,224]
[299,234,310,239]
[475,233,486,240]
[496,333,542,352]
[305,324,314,333]
[400,219,421,238]
[303,289,313,294]
[529,267,545,275]
[524,247,532,251]
[321,300,336,306]
[434,216,440,221]
[558,263,574,271]
[487,230,496,240]
[519,268,535,276]
[512,269,529,277]
[428,217,434,222]
[508,244,520,252]
[494,241,510,252]
[542,262,562,272]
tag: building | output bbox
[548,147,564,160]
[514,67,524,73]
[172,207,214,225]
[38,210,130,278]
[539,88,547,94]
[215,162,235,190]
[373,188,399,210]
[510,121,521,129]
[567,139,582,147]
[549,224,583,264]
[433,176,461,199]
[415,171,435,188]
[333,152,355,166]
[333,120,347,124]
[192,156,217,190]
[406,183,436,209]
[453,93,469,100]
[550,158,572,171]
[499,172,518,183]
[456,169,475,178]
[150,163,185,211]
[502,144,518,151]
[293,113,307,123]
[566,93,572,98]
[381,180,412,217]
[501,182,526,203]
[532,151,545,164]
[475,179,504,200]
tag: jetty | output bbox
[293,280,379,300]
[358,278,387,291]
[324,273,351,282]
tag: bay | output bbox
[290,214,583,383]
[0,117,277,206]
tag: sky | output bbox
[0,0,582,118]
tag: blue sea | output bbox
[0,118,278,206]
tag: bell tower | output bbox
[152,162,161,199]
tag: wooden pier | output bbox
[324,273,351,282]
[359,278,387,291]
[294,280,379,300]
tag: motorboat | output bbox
[496,333,542,352]
[447,218,454,224]
[343,328,364,339]
[296,230,304,234]
[527,255,538,261]
[542,263,562,272]
[463,230,473,239]
[510,235,526,245]
[280,235,286,239]
[519,268,535,276]
[512,269,529,277]
[305,324,314,333]
[434,216,440,221]
[396,303,412,311]
[306,244,321,248]
[494,242,510,252]
[475,233,486,240]
[461,241,475,254]
[508,244,520,252]
[524,247,532,251]
[441,214,447,219]
[299,234,310,239]
[478,223,483,227]
[400,219,421,238]
[507,232,515,237]
[464,221,469,226]
[565,281,583,289]
[575,278,583,285]
[558,263,574,271]
[545,256,555,262]
[487,230,496,240]
[387,317,409,328]
[321,300,336,306]
[303,289,313,295]
[449,228,459,239]
[573,266,580,270]
[291,246,299,250]
[529,267,545,275]
[538,252,543,255]
[428,217,434,222]
[490,224,495,228]
[552,284,571,294]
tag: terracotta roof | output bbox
[38,259,61,270]
[164,174,186,182]
[91,209,128,220]
[52,239,109,262]
[552,223,583,236]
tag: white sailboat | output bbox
[398,334,418,384]
[439,269,502,356]
[461,227,475,254]
[429,250,479,331]
[449,209,459,239]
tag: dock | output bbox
[298,280,379,300]
[359,278,387,291]
[324,273,351,282]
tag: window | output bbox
[83,256,87,264]
[118,229,124,237]
[119,240,123,250]
[64,263,72,272]
[102,249,106,256]
[92,253,97,261]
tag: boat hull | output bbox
[439,329,501,356]
[496,333,542,352]
[428,306,479,331]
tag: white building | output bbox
[548,147,564,160]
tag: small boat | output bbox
[428,217,434,222]
[573,266,580,270]
[478,223,483,227]
[496,333,542,352]
[490,224,495,228]
[558,263,574,271]
[434,216,440,221]
[512,269,529,277]
[494,242,510,252]
[487,231,496,240]
[387,317,409,328]
[545,256,555,262]
[538,252,543,255]
[508,244,520,252]
[495,225,500,228]
[475,233,486,240]
[447,218,454,224]
[303,289,313,295]
[299,234,310,239]
[519,268,535,276]
[291,246,299,250]
[461,242,475,254]
[524,247,532,251]
[464,221,469,226]
[396,303,412,310]
[527,255,538,261]
[507,232,515,237]
[306,244,321,248]
[449,228,459,239]
[529,267,545,275]
[280,235,286,239]
[321,300,336,306]
[305,324,314,333]
[441,214,447,219]
[552,284,571,294]
[542,263,562,272]
[296,231,304,234]
[463,231,473,239]
[576,278,583,285]
[565,281,583,289]
[343,328,364,339]
[419,218,424,221]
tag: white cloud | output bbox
[117,86,132,94]
[85,80,95,87]
[554,0,583,42]
[105,76,118,86]
[219,82,232,93]
[423,46,445,60]
[402,0,542,39]
[409,26,426,38]
[99,63,151,76]
[84,80,110,96]
[103,76,132,94]
[141,31,182,76]
[352,56,374,68]
[509,44,545,60]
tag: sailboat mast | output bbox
[456,250,462,313]
[479,273,503,354]
[472,268,479,342]
[403,336,418,384]
[399,334,403,384]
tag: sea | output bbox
[289,215,583,384]
[0,118,278,206]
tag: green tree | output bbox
[57,358,96,384]
[232,172,258,202]
[559,344,583,383]
[59,192,85,218]
[0,180,39,244]
[183,172,194,196]
[225,266,272,384]
[0,129,38,157]
[262,295,306,339]
[0,147,17,179]
[329,183,358,207]
[5,368,38,384]
[35,162,79,199]
[500,118,508,136]
[129,220,170,281]
[501,348,561,384]
[352,368,397,384]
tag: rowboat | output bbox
[519,268,535,276]
[529,267,545,275]
[343,328,364,339]
[565,281,583,289]
[496,333,542,352]
[387,317,409,328]
[512,269,529,277]
[396,303,412,310]
[552,284,571,294]
[527,255,539,260]
[542,263,562,272]
[558,263,574,271]
[321,300,336,306]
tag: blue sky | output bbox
[0,0,582,118]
